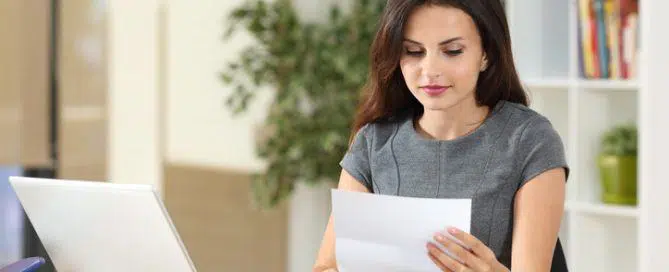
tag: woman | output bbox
[314,0,569,271]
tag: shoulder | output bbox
[496,102,569,183]
[356,113,410,147]
[497,101,565,168]
[497,101,558,139]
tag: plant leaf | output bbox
[220,0,385,209]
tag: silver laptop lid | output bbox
[9,177,196,272]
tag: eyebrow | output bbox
[403,37,463,45]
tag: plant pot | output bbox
[597,155,637,205]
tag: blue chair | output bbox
[0,257,45,272]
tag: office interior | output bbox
[1,0,668,271]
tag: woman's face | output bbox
[400,5,487,111]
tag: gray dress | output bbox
[340,100,570,270]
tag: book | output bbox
[620,0,639,79]
[594,0,610,78]
[579,0,596,78]
[605,0,621,79]
[578,0,639,79]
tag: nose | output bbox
[422,53,443,79]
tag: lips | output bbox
[420,85,449,96]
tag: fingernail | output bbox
[448,227,459,234]
[434,233,445,241]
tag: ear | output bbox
[480,53,488,72]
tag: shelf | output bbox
[523,78,571,90]
[523,78,639,91]
[505,0,651,270]
[566,201,639,218]
[576,79,639,91]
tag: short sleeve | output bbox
[339,124,373,191]
[518,117,570,187]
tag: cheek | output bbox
[450,58,481,87]
[399,59,420,87]
[451,63,477,80]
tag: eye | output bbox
[444,49,464,56]
[404,48,424,56]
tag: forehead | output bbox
[403,5,478,41]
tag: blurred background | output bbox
[1,0,667,272]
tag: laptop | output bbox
[8,176,196,272]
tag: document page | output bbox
[331,189,472,272]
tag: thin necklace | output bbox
[416,106,491,140]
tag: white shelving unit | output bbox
[565,201,639,218]
[505,0,657,271]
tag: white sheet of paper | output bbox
[331,189,472,272]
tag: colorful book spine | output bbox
[579,0,596,78]
[605,0,620,79]
[620,0,639,79]
[578,0,639,80]
[578,0,595,78]
[594,0,610,78]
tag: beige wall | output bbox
[164,0,351,172]
[164,0,273,172]
[163,1,350,271]
[0,0,51,167]
[106,0,163,191]
[163,164,288,272]
[58,0,108,181]
[55,1,288,270]
[54,0,347,271]
[162,3,285,270]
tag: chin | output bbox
[414,90,477,112]
[417,98,459,111]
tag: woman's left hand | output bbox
[426,227,510,272]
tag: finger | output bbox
[447,227,496,261]
[428,251,453,272]
[427,242,466,272]
[434,232,486,270]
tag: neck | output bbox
[416,96,490,141]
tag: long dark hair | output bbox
[350,0,527,141]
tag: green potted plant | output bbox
[220,0,386,208]
[597,124,638,205]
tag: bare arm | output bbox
[511,168,567,271]
[312,169,370,272]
